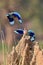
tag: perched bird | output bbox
[6,12,22,25]
[14,29,35,42]
[28,30,35,42]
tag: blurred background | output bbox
[0,0,43,64]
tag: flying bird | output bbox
[6,12,23,25]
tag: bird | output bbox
[6,12,23,25]
[14,29,35,42]
[28,30,35,42]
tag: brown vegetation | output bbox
[7,32,43,65]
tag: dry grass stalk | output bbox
[7,32,43,65]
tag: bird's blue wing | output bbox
[14,29,24,34]
[12,12,23,24]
